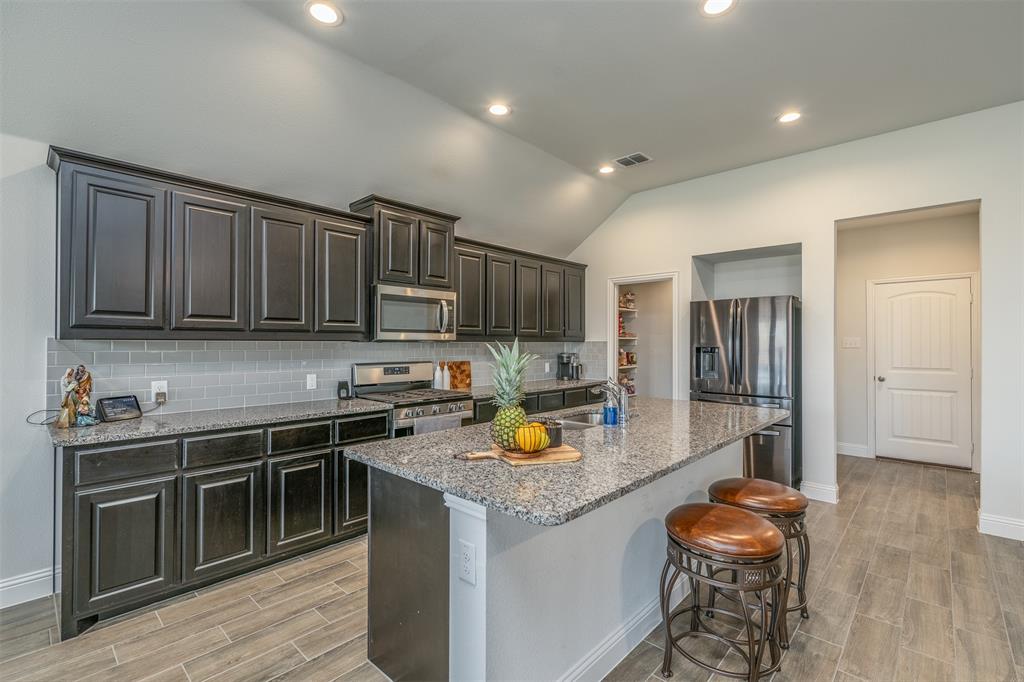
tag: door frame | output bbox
[864,272,980,470]
[605,272,681,399]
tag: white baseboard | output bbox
[0,567,54,608]
[978,512,1024,541]
[837,442,871,458]
[801,480,839,504]
[560,580,687,682]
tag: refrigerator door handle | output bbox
[755,430,781,437]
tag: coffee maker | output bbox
[557,352,582,380]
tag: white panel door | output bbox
[874,277,973,467]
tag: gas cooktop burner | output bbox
[361,388,473,406]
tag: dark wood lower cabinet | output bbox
[267,450,332,555]
[73,477,177,615]
[182,462,264,582]
[334,450,369,536]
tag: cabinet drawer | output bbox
[75,440,179,486]
[335,413,390,444]
[474,400,499,423]
[537,391,565,412]
[587,386,606,404]
[267,421,332,454]
[183,430,263,469]
[523,394,541,414]
[564,388,589,408]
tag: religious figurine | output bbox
[56,367,78,429]
[74,364,92,405]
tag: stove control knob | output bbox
[456,402,465,411]
[432,405,441,414]
[404,409,414,418]
[415,407,424,417]
[448,404,457,412]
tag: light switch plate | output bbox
[841,337,862,349]
[306,374,317,390]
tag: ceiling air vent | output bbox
[614,152,652,168]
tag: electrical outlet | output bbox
[150,380,168,403]
[458,539,476,585]
[841,337,862,349]
[306,373,317,390]
[544,362,550,373]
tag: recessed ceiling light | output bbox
[699,0,736,17]
[598,165,615,174]
[487,103,511,116]
[777,111,802,124]
[307,1,343,26]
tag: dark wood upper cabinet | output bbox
[64,166,167,331]
[170,190,249,331]
[419,219,454,289]
[376,209,418,285]
[250,206,314,332]
[563,266,585,340]
[541,264,564,337]
[350,196,459,291]
[454,245,485,336]
[486,252,516,338]
[73,477,176,614]
[315,217,368,336]
[516,258,543,337]
[267,450,331,555]
[182,462,263,583]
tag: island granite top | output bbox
[346,397,789,526]
[469,378,604,400]
[47,398,390,447]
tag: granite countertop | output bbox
[346,397,789,526]
[469,378,605,400]
[47,398,391,447]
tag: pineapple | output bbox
[487,339,538,450]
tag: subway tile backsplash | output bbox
[46,338,601,414]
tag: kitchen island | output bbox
[347,397,788,681]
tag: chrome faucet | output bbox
[597,378,629,425]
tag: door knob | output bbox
[877,376,886,382]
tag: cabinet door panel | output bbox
[251,206,313,331]
[563,266,585,340]
[183,463,263,582]
[315,217,368,334]
[267,451,330,554]
[454,246,485,336]
[378,209,418,284]
[334,450,368,535]
[542,264,564,337]
[515,258,542,337]
[74,477,176,614]
[171,190,248,331]
[419,219,454,289]
[68,167,166,330]
[486,253,516,337]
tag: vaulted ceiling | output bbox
[256,0,1024,193]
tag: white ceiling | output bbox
[255,0,1024,193]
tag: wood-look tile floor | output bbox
[606,455,1024,682]
[0,536,382,682]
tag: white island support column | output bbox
[444,440,742,682]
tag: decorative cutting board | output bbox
[447,360,472,389]
[455,443,582,466]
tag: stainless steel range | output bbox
[351,361,473,435]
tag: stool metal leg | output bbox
[778,537,794,649]
[659,558,681,678]
[796,532,810,619]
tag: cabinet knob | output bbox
[877,376,886,383]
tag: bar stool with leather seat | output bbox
[708,477,810,649]
[659,502,786,682]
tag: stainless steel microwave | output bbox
[374,284,457,341]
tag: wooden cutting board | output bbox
[455,443,582,466]
[447,360,472,389]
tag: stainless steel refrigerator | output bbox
[690,296,802,487]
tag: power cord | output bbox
[25,410,59,426]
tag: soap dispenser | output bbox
[442,362,451,390]
[433,362,443,389]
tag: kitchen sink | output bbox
[559,412,605,429]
